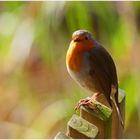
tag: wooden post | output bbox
[80,97,112,138]
[54,132,71,139]
[67,114,98,139]
[111,88,125,138]
[54,88,125,139]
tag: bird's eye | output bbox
[85,36,88,40]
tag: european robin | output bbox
[66,30,124,127]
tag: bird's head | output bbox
[71,30,95,51]
[66,30,95,71]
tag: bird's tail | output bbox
[110,85,124,128]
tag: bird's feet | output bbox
[75,93,100,110]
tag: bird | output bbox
[66,29,124,127]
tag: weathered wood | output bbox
[54,88,125,139]
[80,95,112,138]
[111,88,125,138]
[80,89,125,139]
[54,132,71,139]
[67,114,98,139]
[119,89,125,138]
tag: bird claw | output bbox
[74,97,94,110]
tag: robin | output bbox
[66,30,124,127]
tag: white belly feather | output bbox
[67,52,97,93]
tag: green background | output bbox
[0,1,139,138]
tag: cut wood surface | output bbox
[54,132,71,139]
[67,114,98,139]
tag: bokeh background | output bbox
[0,1,140,138]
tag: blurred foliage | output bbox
[0,1,140,138]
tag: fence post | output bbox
[80,93,112,138]
[54,88,125,139]
[111,89,125,138]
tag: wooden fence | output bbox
[54,89,125,139]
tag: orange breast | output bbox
[66,40,94,72]
[66,42,83,72]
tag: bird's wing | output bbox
[88,42,123,127]
[88,43,118,103]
